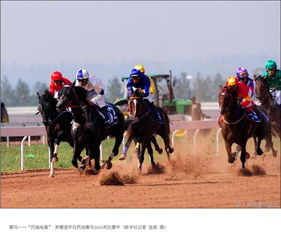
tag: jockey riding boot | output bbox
[246,111,261,123]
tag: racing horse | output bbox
[56,85,125,172]
[255,76,280,138]
[218,86,269,168]
[37,90,74,177]
[125,90,174,169]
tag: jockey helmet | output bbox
[76,68,89,81]
[236,67,249,79]
[227,76,238,86]
[51,71,63,81]
[265,60,277,70]
[130,68,143,78]
[134,64,145,73]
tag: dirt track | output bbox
[1,151,280,208]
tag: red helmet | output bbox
[51,71,63,81]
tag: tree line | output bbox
[1,72,229,107]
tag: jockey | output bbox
[236,67,254,97]
[261,60,281,107]
[49,71,72,98]
[127,68,160,121]
[74,68,116,125]
[226,76,260,122]
[134,64,156,102]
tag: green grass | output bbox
[1,132,280,173]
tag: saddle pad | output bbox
[97,105,118,126]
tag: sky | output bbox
[1,1,280,86]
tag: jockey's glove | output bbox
[91,94,103,103]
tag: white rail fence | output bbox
[1,120,221,171]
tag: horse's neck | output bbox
[72,108,86,124]
[86,105,103,125]
[223,102,244,121]
[136,101,149,119]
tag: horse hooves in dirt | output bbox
[106,161,113,170]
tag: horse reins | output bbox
[222,113,245,125]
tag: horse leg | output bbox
[225,140,236,163]
[158,132,173,160]
[52,138,61,162]
[256,136,264,156]
[90,145,101,171]
[47,138,56,177]
[72,144,84,173]
[138,142,145,170]
[146,138,156,167]
[150,136,163,154]
[240,142,248,169]
[104,133,123,169]
[265,131,278,157]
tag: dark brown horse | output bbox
[125,93,173,169]
[37,90,74,177]
[218,86,269,168]
[56,85,125,172]
[255,76,281,138]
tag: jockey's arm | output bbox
[141,76,151,97]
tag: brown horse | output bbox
[255,76,281,138]
[218,86,269,168]
[125,92,173,169]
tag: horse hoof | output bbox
[48,174,54,178]
[157,148,163,154]
[79,164,86,172]
[119,154,127,161]
[106,161,112,170]
[228,157,235,163]
[273,151,277,157]
[169,148,174,153]
[77,167,84,175]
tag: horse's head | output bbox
[128,89,147,118]
[254,76,272,104]
[56,86,75,112]
[37,90,58,124]
[218,85,238,115]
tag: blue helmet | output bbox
[76,68,89,80]
[130,68,143,78]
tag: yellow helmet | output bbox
[134,64,145,73]
[227,76,238,86]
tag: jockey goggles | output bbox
[239,72,248,78]
[77,79,88,83]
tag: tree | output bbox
[15,78,31,106]
[29,81,49,105]
[193,72,210,102]
[174,72,192,99]
[0,76,17,106]
[106,77,122,103]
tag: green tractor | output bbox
[114,70,192,116]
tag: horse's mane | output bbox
[73,86,88,102]
[40,89,57,105]
[255,77,270,95]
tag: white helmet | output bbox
[76,68,89,80]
